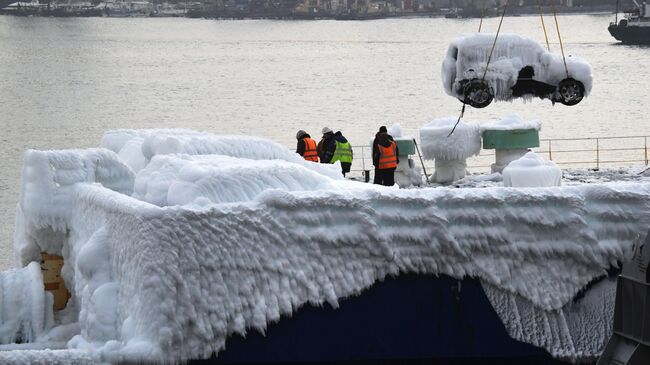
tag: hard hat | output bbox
[296,130,307,139]
[322,127,333,134]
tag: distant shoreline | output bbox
[0,4,618,20]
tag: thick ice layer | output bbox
[441,33,593,102]
[419,118,481,161]
[0,262,54,345]
[132,154,362,207]
[7,129,650,364]
[15,148,135,265]
[101,129,297,162]
[484,277,617,363]
[13,180,650,363]
[481,114,541,132]
[503,152,562,187]
[101,129,342,180]
[0,348,99,364]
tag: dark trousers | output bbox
[341,162,351,176]
[374,168,395,186]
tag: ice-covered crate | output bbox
[441,33,593,108]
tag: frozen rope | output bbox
[481,0,510,81]
[450,0,509,137]
[551,0,570,78]
[536,0,551,51]
[447,102,466,137]
[477,0,488,32]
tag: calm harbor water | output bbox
[0,14,648,269]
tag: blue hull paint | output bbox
[193,274,575,364]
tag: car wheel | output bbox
[557,78,585,106]
[462,79,493,108]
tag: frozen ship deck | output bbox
[196,274,584,365]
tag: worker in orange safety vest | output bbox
[372,126,399,186]
[296,130,319,162]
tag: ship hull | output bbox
[191,274,577,364]
[608,23,650,44]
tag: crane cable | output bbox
[478,0,488,32]
[448,0,510,137]
[481,0,510,81]
[536,0,551,51]
[551,0,570,78]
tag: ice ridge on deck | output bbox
[2,129,648,364]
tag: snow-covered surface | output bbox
[451,166,650,189]
[565,166,650,183]
[133,154,358,207]
[481,114,542,132]
[503,152,562,187]
[3,129,650,364]
[419,118,481,161]
[442,33,593,102]
[101,129,343,180]
[0,348,100,365]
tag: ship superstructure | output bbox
[609,0,650,44]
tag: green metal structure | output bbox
[482,129,540,150]
[395,138,416,156]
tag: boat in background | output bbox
[608,0,650,44]
[95,0,154,17]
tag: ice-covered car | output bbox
[442,33,593,108]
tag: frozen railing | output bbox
[342,135,650,178]
[539,136,650,169]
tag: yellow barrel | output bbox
[40,252,70,311]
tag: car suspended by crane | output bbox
[441,0,593,109]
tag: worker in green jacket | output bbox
[330,131,353,176]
